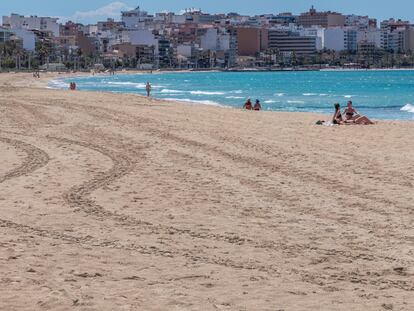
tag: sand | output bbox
[0,72,413,310]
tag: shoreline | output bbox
[0,72,413,121]
[43,71,414,121]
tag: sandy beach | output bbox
[0,72,413,310]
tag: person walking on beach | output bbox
[146,82,152,97]
[254,99,262,111]
[243,98,252,110]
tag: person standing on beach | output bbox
[146,82,152,97]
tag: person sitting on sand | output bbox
[253,99,262,111]
[243,99,252,110]
[333,103,344,125]
[343,101,374,125]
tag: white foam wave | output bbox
[401,104,414,113]
[264,100,277,104]
[107,81,141,86]
[226,96,244,99]
[160,89,184,94]
[275,93,285,97]
[287,100,305,104]
[303,93,318,96]
[230,90,243,94]
[164,98,223,107]
[48,79,69,89]
[343,95,353,98]
[190,90,225,95]
[106,81,163,89]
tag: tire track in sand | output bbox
[0,136,50,184]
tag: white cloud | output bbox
[61,1,133,23]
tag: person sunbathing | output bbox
[253,99,261,111]
[333,103,344,125]
[343,101,374,125]
[243,99,253,110]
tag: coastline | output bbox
[45,70,414,120]
[1,72,414,310]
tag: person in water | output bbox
[243,98,253,110]
[343,101,374,125]
[333,103,344,125]
[253,99,262,111]
[146,82,152,97]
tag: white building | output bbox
[122,29,159,54]
[200,28,218,51]
[381,28,405,52]
[322,27,358,51]
[80,25,98,36]
[2,13,59,37]
[357,29,381,48]
[121,6,150,29]
[13,29,36,51]
[298,27,323,50]
[177,44,193,57]
[345,15,370,29]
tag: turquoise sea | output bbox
[49,70,414,120]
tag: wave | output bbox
[190,90,225,95]
[164,97,224,107]
[229,90,243,94]
[287,100,305,104]
[47,79,68,89]
[106,81,163,89]
[275,93,285,97]
[160,89,184,94]
[343,95,354,98]
[107,81,142,86]
[303,93,318,96]
[264,100,279,104]
[401,104,414,113]
[226,96,244,99]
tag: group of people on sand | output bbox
[69,82,77,91]
[243,98,262,111]
[332,101,374,125]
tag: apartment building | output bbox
[381,29,405,52]
[236,27,268,56]
[297,6,345,28]
[268,30,317,55]
[0,27,13,44]
[121,6,152,29]
[322,28,358,51]
[2,13,59,37]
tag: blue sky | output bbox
[1,0,413,24]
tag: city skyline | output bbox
[1,0,414,24]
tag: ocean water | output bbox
[49,70,414,120]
